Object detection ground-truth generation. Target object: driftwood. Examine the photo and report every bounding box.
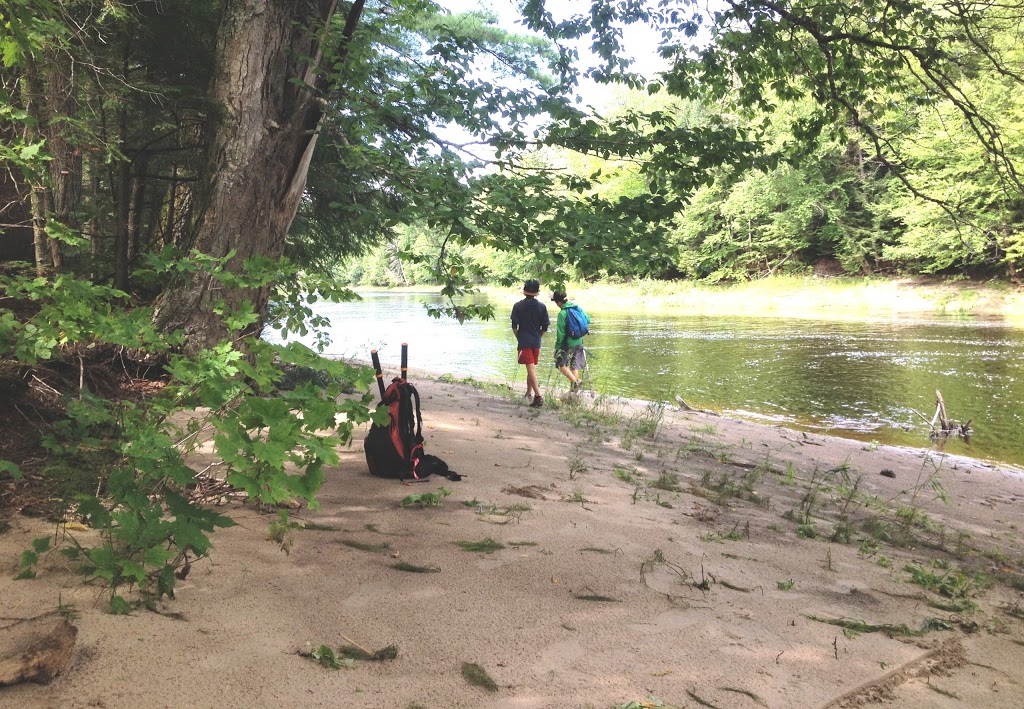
[0,613,77,686]
[929,389,971,439]
[674,395,718,416]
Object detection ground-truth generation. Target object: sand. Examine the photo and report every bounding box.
[2,375,1024,708]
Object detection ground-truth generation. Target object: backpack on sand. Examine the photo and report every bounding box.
[363,347,462,482]
[565,305,590,339]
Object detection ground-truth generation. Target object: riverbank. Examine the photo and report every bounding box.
[469,275,1024,321]
[342,282,1024,469]
[3,376,1024,707]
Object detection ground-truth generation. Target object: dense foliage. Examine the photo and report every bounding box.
[345,1,1024,285]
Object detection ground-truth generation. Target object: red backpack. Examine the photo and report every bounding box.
[363,347,461,481]
[364,376,424,478]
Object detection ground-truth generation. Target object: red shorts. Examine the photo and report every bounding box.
[517,348,541,365]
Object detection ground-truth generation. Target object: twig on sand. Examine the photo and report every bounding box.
[339,633,374,657]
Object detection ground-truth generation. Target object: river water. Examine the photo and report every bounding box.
[268,291,1024,469]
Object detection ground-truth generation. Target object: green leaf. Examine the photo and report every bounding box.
[19,141,44,160]
[0,460,23,481]
[87,545,118,582]
[109,595,133,615]
[144,545,176,567]
[19,549,38,569]
[121,559,147,583]
[157,564,176,601]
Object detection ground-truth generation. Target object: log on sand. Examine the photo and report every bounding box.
[0,612,77,686]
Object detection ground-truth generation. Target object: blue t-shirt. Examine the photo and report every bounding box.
[511,297,549,349]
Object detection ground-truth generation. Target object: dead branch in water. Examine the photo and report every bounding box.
[929,390,971,440]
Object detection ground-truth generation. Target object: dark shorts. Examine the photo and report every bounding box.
[518,348,541,365]
[555,345,586,370]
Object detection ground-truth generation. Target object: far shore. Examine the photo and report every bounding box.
[354,275,1024,321]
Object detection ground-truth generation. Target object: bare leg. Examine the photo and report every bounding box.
[525,363,540,398]
[558,365,579,384]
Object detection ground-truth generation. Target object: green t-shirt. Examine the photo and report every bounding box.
[556,301,585,350]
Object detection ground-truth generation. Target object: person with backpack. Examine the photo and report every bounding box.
[511,279,550,407]
[551,290,589,392]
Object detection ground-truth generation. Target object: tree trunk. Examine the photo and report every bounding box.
[127,154,149,265]
[154,0,355,350]
[20,55,53,274]
[163,164,179,249]
[114,156,131,291]
[45,46,82,255]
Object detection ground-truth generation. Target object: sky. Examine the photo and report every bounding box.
[435,0,671,109]
[426,0,680,163]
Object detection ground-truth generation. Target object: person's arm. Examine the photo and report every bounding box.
[555,309,566,351]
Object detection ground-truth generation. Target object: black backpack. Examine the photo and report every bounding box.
[364,377,423,479]
[363,348,461,481]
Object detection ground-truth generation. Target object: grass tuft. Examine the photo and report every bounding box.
[455,538,505,554]
[339,644,399,661]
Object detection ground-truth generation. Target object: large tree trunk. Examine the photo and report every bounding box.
[154,0,356,350]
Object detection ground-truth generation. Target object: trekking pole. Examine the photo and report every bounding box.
[401,342,408,381]
[370,349,387,401]
[580,346,594,396]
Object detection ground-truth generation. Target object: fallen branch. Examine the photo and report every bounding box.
[929,390,971,439]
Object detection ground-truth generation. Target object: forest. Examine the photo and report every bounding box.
[1,0,1023,607]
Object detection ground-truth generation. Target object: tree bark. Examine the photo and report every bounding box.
[114,156,131,291]
[20,55,53,274]
[154,0,356,350]
[45,47,82,239]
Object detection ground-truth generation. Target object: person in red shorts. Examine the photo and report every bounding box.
[510,278,550,407]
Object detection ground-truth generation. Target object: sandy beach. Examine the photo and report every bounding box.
[3,373,1024,708]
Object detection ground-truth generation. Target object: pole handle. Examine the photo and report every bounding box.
[370,349,386,400]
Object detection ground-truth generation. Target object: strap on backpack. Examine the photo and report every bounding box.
[410,382,422,443]
[395,381,424,466]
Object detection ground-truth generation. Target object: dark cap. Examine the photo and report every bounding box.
[522,279,540,296]
[551,291,567,303]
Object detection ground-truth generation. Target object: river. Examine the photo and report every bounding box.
[267,291,1024,469]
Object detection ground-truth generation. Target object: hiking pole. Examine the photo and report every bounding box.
[579,346,594,396]
[370,349,387,401]
[401,342,408,381]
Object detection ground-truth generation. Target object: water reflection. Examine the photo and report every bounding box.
[266,291,1024,468]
